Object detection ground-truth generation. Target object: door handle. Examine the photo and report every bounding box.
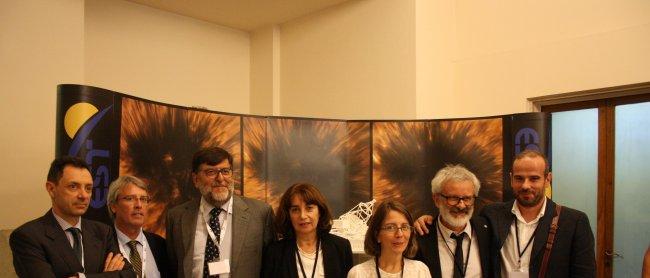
[605,251,623,259]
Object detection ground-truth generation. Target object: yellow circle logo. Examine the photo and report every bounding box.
[64,103,99,138]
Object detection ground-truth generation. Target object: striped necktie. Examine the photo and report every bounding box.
[128,240,143,277]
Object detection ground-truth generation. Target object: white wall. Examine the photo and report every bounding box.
[85,0,250,112]
[0,0,85,229]
[278,0,416,120]
[0,0,251,229]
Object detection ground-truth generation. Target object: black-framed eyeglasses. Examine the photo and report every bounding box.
[438,194,476,206]
[201,168,233,178]
[379,224,413,233]
[118,195,151,204]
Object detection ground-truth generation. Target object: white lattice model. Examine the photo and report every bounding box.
[330,199,376,253]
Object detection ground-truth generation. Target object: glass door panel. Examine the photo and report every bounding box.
[613,101,650,277]
[550,109,599,236]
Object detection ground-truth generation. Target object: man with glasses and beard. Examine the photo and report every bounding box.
[414,164,492,278]
[166,147,275,278]
[480,150,595,278]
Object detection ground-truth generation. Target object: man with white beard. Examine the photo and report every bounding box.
[414,164,493,278]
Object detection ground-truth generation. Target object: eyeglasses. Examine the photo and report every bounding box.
[438,194,476,206]
[380,224,413,233]
[118,195,151,204]
[201,168,233,178]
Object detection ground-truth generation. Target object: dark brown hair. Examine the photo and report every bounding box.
[514,149,550,176]
[275,183,333,239]
[47,156,91,183]
[191,147,233,173]
[364,200,418,258]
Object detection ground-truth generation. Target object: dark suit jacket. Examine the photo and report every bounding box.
[262,233,353,278]
[10,210,135,278]
[166,195,275,278]
[111,228,171,278]
[481,198,596,278]
[415,216,493,278]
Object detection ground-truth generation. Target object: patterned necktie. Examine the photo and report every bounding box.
[450,232,466,278]
[67,228,83,265]
[203,207,222,278]
[128,240,143,277]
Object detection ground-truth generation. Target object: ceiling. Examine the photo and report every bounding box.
[126,0,353,31]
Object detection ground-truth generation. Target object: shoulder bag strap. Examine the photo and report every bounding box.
[538,204,562,278]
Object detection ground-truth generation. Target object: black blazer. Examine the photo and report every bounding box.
[112,227,172,278]
[481,198,596,278]
[262,233,353,278]
[415,216,493,278]
[10,210,135,278]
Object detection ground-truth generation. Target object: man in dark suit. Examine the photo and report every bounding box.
[414,164,492,278]
[166,147,275,278]
[10,156,134,278]
[480,150,595,277]
[107,175,170,278]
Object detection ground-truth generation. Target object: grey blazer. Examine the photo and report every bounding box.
[166,195,275,278]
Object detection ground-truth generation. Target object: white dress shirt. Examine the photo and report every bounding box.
[500,198,547,277]
[192,196,233,278]
[437,216,483,278]
[115,226,161,278]
[347,258,431,278]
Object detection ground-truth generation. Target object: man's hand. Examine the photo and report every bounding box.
[414,215,434,235]
[103,252,125,272]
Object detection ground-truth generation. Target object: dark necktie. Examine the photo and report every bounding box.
[203,208,222,278]
[67,227,83,265]
[450,232,466,278]
[128,240,143,277]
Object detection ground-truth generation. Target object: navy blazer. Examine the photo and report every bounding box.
[481,198,596,278]
[415,216,493,278]
[262,233,353,278]
[10,210,135,278]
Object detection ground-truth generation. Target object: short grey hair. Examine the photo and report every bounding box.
[430,164,481,196]
[107,175,148,220]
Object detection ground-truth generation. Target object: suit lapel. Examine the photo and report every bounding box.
[81,219,103,273]
[430,221,443,278]
[497,201,515,248]
[230,196,250,272]
[530,199,555,262]
[43,211,84,274]
[470,217,491,277]
[181,199,200,278]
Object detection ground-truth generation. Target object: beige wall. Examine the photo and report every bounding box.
[2,0,650,230]
[416,0,650,118]
[0,0,85,229]
[85,0,250,112]
[0,0,250,229]
[278,0,416,120]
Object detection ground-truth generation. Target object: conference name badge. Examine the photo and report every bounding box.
[208,259,230,275]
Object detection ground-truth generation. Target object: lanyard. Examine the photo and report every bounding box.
[513,219,539,269]
[437,221,471,277]
[374,256,403,278]
[296,240,320,278]
[200,204,229,252]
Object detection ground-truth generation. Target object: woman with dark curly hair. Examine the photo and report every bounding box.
[263,183,353,278]
[347,200,430,278]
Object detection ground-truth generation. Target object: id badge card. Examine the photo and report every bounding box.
[507,270,528,278]
[208,259,230,275]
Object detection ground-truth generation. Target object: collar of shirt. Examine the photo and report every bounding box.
[114,225,145,247]
[437,215,473,241]
[511,197,547,225]
[200,195,234,220]
[52,209,82,231]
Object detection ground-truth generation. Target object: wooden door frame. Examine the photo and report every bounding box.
[539,82,650,278]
